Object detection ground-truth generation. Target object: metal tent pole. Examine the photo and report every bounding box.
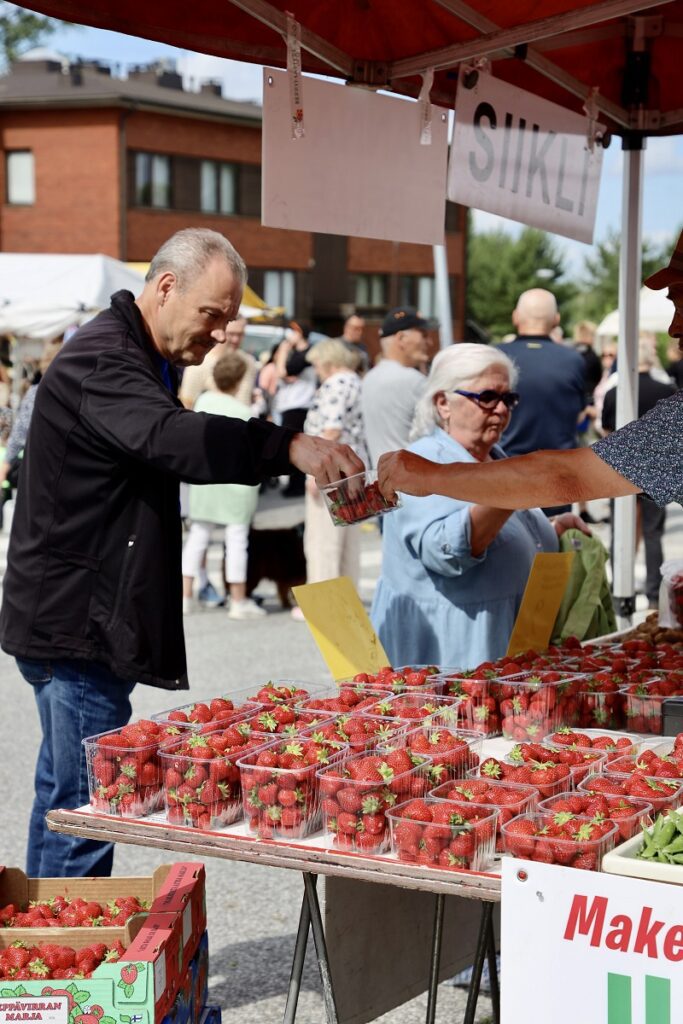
[612,135,645,630]
[432,245,454,348]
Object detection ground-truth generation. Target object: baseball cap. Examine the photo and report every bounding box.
[380,306,430,338]
[643,229,683,290]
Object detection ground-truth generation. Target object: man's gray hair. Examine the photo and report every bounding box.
[146,228,247,290]
[410,343,519,441]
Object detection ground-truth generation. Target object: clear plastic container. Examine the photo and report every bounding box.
[152,696,261,735]
[606,752,683,781]
[578,771,683,816]
[295,688,401,717]
[386,724,483,782]
[543,729,640,762]
[159,727,265,829]
[237,735,346,839]
[301,715,408,753]
[574,680,626,731]
[537,790,653,842]
[84,721,169,817]
[386,798,498,870]
[490,672,586,739]
[364,691,464,729]
[243,680,324,707]
[501,811,618,869]
[433,674,499,737]
[338,666,446,695]
[238,704,337,737]
[316,749,431,853]
[430,777,538,852]
[320,469,400,526]
[619,677,683,735]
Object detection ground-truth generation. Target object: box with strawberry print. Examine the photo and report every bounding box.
[619,676,683,734]
[429,777,539,852]
[83,720,189,818]
[159,726,267,830]
[491,671,587,740]
[432,675,499,737]
[237,735,347,840]
[501,811,618,870]
[386,798,498,871]
[338,665,447,696]
[320,470,400,526]
[377,724,483,783]
[578,770,683,816]
[536,791,654,842]
[543,728,640,762]
[316,748,431,853]
[152,694,262,735]
[0,932,129,980]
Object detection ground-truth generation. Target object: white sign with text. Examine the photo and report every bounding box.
[0,996,69,1024]
[501,857,682,1023]
[262,68,449,245]
[448,75,603,244]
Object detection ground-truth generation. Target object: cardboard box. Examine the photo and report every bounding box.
[159,934,209,1024]
[0,865,174,915]
[122,914,183,1021]
[149,864,206,964]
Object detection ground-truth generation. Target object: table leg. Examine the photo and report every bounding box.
[462,901,492,1024]
[303,872,339,1024]
[282,885,312,1024]
[425,892,445,1024]
[485,906,500,1024]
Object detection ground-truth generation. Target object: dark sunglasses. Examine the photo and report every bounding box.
[450,388,520,411]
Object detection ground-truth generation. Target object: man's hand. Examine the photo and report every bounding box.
[288,433,364,486]
[377,450,437,502]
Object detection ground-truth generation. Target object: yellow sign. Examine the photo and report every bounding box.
[506,551,575,657]
[292,577,389,681]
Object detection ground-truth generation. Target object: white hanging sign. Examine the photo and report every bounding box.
[262,68,448,245]
[501,857,683,1023]
[448,74,604,244]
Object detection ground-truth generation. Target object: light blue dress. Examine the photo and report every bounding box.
[371,428,559,670]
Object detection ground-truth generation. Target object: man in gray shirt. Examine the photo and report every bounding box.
[361,306,429,467]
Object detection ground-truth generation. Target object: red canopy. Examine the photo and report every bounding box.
[16,0,683,134]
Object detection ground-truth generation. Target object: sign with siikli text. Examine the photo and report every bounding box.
[448,74,604,244]
[501,858,680,1023]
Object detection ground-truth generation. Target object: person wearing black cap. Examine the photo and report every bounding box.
[377,230,683,518]
[360,306,430,467]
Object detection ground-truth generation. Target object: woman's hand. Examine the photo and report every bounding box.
[552,512,592,538]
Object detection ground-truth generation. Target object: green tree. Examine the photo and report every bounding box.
[467,226,577,340]
[0,2,65,68]
[570,227,673,325]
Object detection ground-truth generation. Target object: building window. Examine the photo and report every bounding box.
[399,275,437,317]
[200,160,236,214]
[133,152,171,208]
[6,150,35,205]
[263,271,295,317]
[354,274,386,308]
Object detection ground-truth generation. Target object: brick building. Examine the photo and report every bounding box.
[0,57,467,345]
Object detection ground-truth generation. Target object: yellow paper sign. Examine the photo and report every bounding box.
[506,551,575,657]
[292,576,389,681]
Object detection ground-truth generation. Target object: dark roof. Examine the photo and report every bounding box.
[0,61,262,125]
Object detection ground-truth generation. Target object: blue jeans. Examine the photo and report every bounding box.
[17,658,135,878]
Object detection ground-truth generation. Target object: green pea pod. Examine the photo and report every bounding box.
[656,819,678,849]
[669,853,683,864]
[662,835,683,855]
[639,830,658,859]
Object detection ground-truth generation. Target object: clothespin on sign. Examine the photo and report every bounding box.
[582,86,611,152]
[418,68,434,145]
[286,12,305,139]
[459,56,491,91]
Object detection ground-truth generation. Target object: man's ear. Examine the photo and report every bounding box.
[157,271,176,306]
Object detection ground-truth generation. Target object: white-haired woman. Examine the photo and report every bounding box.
[371,344,586,668]
[293,340,368,614]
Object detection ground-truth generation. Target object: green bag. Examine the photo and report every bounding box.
[551,528,617,644]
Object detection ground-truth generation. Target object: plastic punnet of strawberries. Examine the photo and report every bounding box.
[430,778,538,852]
[0,894,147,929]
[84,719,182,817]
[502,811,618,870]
[300,717,406,753]
[240,704,336,737]
[159,725,266,830]
[152,696,261,734]
[238,736,346,839]
[545,728,637,761]
[341,666,445,695]
[578,771,683,816]
[0,939,126,979]
[386,798,498,871]
[322,475,398,526]
[380,726,482,784]
[245,681,315,707]
[537,791,654,842]
[317,749,431,853]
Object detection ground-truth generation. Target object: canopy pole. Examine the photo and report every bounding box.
[432,245,454,348]
[612,135,645,629]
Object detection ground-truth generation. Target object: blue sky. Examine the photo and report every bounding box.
[35,21,683,278]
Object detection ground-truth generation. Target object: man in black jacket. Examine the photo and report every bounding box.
[0,228,363,877]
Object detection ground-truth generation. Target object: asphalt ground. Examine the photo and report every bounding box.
[1,494,681,1022]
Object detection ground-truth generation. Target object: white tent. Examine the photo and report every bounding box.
[0,253,146,340]
[597,286,675,337]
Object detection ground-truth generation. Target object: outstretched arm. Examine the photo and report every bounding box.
[377,447,640,510]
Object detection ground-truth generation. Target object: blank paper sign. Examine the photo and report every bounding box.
[262,68,448,245]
